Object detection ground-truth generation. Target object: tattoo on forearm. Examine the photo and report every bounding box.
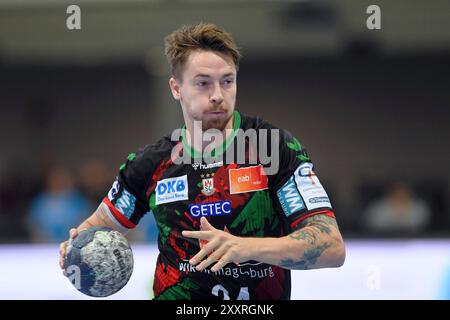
[288,215,337,244]
[283,215,339,269]
[299,214,337,231]
[280,243,332,269]
[289,228,317,245]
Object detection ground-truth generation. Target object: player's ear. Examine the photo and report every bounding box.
[169,77,181,100]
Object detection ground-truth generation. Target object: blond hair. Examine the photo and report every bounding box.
[164,23,242,80]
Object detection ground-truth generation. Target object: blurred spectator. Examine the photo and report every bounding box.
[363,182,431,234]
[28,166,91,243]
[77,159,113,207]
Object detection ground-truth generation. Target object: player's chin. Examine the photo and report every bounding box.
[202,112,231,131]
[202,118,227,131]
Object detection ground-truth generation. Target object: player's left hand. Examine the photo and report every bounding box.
[182,217,253,272]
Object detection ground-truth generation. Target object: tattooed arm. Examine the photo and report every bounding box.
[240,214,346,270]
[278,214,345,270]
[224,214,346,270]
[183,214,345,272]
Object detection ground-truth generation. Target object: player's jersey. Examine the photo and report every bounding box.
[103,111,335,300]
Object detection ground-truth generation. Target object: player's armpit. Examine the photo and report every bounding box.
[88,203,131,235]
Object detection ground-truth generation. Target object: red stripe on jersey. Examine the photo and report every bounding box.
[290,210,335,229]
[102,197,136,229]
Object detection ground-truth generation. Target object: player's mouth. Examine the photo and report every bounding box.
[205,110,226,117]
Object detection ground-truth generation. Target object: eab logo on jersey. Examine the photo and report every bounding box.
[156,175,188,205]
[277,176,305,217]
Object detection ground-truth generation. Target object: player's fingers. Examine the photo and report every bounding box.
[190,238,221,265]
[69,228,78,239]
[59,256,65,270]
[195,244,228,271]
[211,251,234,272]
[59,241,67,256]
[59,241,68,270]
[182,230,213,240]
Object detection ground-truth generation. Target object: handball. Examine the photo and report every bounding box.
[64,226,134,297]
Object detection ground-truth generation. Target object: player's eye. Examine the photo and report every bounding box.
[223,78,234,85]
[196,81,208,87]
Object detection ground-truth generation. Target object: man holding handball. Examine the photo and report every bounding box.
[59,23,345,300]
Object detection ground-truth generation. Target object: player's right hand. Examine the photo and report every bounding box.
[59,228,78,273]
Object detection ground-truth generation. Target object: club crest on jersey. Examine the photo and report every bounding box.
[201,173,215,196]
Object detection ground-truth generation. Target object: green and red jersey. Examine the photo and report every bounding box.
[103,110,335,300]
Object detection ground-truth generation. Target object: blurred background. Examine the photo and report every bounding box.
[0,0,449,299]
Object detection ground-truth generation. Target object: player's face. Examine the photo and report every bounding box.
[169,50,237,132]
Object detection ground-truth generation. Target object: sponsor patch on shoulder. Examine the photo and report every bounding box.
[294,163,332,210]
[277,176,306,217]
[106,179,136,219]
[107,179,120,201]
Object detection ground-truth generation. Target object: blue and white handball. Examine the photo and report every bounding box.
[64,226,134,297]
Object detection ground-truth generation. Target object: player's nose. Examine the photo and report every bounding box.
[210,84,224,104]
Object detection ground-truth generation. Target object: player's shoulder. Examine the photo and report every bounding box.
[139,134,177,159]
[238,111,310,162]
[238,111,296,140]
[121,134,177,171]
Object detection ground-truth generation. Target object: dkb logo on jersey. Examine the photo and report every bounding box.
[156,175,188,205]
[189,201,232,218]
[277,176,305,217]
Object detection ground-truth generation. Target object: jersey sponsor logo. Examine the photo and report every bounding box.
[294,163,332,210]
[178,260,275,281]
[115,189,136,219]
[309,196,331,204]
[156,175,188,205]
[277,176,305,217]
[201,173,215,196]
[228,165,268,194]
[107,179,136,219]
[189,200,232,218]
[192,161,223,171]
[107,179,120,201]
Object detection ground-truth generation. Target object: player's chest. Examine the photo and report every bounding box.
[153,161,270,218]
